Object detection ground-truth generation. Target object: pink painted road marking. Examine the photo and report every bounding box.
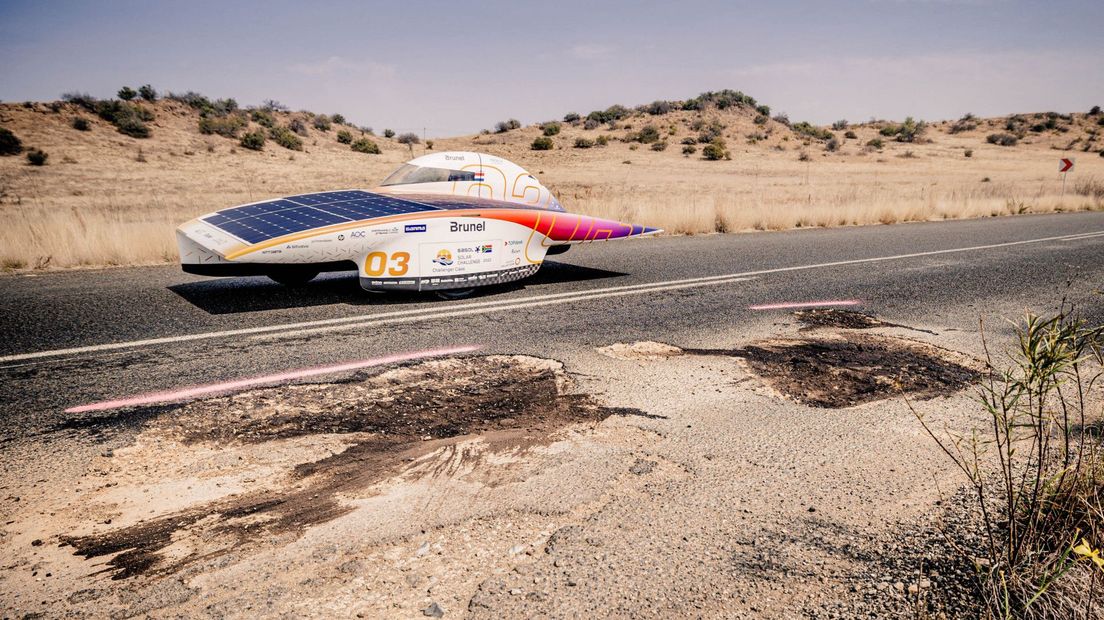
[748,300,861,311]
[65,345,481,414]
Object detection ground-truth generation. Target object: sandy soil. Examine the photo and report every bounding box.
[0,313,999,618]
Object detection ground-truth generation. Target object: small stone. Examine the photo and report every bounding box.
[423,602,444,617]
[908,584,919,594]
[893,581,904,591]
[415,542,431,557]
[629,459,657,475]
[101,449,113,458]
[508,544,526,556]
[509,588,523,596]
[30,539,43,547]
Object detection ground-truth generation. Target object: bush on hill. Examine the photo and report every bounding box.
[949,113,978,134]
[396,132,420,145]
[138,84,157,101]
[586,105,630,124]
[269,126,303,151]
[331,113,346,125]
[792,121,834,141]
[239,130,265,150]
[26,149,48,165]
[531,136,554,150]
[542,121,561,136]
[336,129,353,144]
[251,109,276,128]
[0,128,24,155]
[198,113,247,138]
[117,86,137,101]
[987,133,1018,147]
[351,137,381,154]
[71,117,91,131]
[312,115,331,132]
[563,112,580,123]
[574,137,594,148]
[702,138,729,160]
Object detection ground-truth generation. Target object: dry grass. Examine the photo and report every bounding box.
[1,100,1102,270]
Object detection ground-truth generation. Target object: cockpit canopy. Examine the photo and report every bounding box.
[374,151,563,212]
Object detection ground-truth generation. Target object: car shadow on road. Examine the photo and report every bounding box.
[168,261,628,315]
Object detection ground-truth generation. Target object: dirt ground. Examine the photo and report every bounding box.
[0,312,1006,618]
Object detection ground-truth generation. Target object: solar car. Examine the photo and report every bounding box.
[177,151,660,297]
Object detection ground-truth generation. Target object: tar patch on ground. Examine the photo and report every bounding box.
[688,333,979,408]
[62,355,641,580]
[794,309,887,330]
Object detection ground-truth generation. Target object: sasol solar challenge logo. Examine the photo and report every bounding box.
[432,249,454,266]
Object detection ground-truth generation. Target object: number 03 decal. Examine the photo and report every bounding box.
[364,251,410,276]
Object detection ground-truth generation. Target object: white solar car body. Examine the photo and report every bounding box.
[177,152,659,293]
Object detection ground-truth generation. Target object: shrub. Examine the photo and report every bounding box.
[494,119,521,133]
[798,151,811,162]
[0,128,24,155]
[682,89,757,111]
[542,121,561,136]
[987,133,1018,146]
[94,100,154,138]
[844,130,857,139]
[965,149,973,158]
[574,137,594,148]
[312,115,331,132]
[831,119,848,130]
[1099,117,1104,127]
[702,138,729,161]
[113,113,150,138]
[640,100,674,115]
[1088,105,1101,116]
[198,113,247,137]
[755,104,771,116]
[383,128,395,138]
[634,124,661,144]
[583,118,600,130]
[792,121,834,141]
[351,137,380,154]
[289,118,308,136]
[866,138,884,149]
[563,112,580,123]
[682,144,697,155]
[168,91,213,110]
[396,132,420,145]
[117,86,137,101]
[878,117,926,142]
[239,130,265,150]
[585,105,630,124]
[261,99,287,112]
[825,137,839,152]
[680,136,697,145]
[650,140,667,151]
[331,113,345,125]
[138,84,157,101]
[595,135,610,146]
[753,114,768,125]
[772,113,791,127]
[26,149,48,165]
[336,129,353,144]
[269,126,303,151]
[251,109,276,128]
[531,136,554,150]
[61,91,97,110]
[949,113,978,134]
[913,310,1104,619]
[71,117,90,131]
[696,120,726,144]
[425,140,434,150]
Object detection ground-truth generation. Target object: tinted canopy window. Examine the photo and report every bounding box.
[380,164,478,186]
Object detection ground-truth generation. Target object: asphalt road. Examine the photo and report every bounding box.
[2,212,1103,438]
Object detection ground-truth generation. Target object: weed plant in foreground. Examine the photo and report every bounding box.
[914,309,1104,618]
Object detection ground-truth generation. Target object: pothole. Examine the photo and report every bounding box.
[689,333,979,408]
[597,341,685,361]
[794,308,887,330]
[61,355,642,580]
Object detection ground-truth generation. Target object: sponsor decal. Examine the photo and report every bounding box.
[444,154,466,161]
[286,244,308,249]
[432,249,454,266]
[337,234,345,241]
[478,244,493,253]
[350,230,366,239]
[405,224,427,233]
[473,171,485,182]
[261,249,283,255]
[373,226,399,236]
[450,221,485,233]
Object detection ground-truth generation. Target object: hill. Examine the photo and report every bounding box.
[0,89,1102,270]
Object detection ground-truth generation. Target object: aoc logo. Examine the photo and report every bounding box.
[404,224,427,233]
[450,221,485,233]
[432,249,454,266]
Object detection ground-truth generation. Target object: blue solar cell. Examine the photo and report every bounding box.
[201,190,441,244]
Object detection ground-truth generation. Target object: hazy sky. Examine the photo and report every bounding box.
[2,0,1101,136]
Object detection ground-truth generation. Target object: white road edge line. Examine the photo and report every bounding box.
[2,229,1102,364]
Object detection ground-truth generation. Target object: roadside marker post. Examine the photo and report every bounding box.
[1059,158,1074,195]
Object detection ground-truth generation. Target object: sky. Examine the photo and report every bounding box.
[2,0,1102,137]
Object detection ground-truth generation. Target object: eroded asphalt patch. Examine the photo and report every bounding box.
[55,355,642,580]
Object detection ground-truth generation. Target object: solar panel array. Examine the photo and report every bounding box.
[201,190,440,244]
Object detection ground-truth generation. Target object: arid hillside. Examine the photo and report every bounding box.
[1,89,1102,270]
